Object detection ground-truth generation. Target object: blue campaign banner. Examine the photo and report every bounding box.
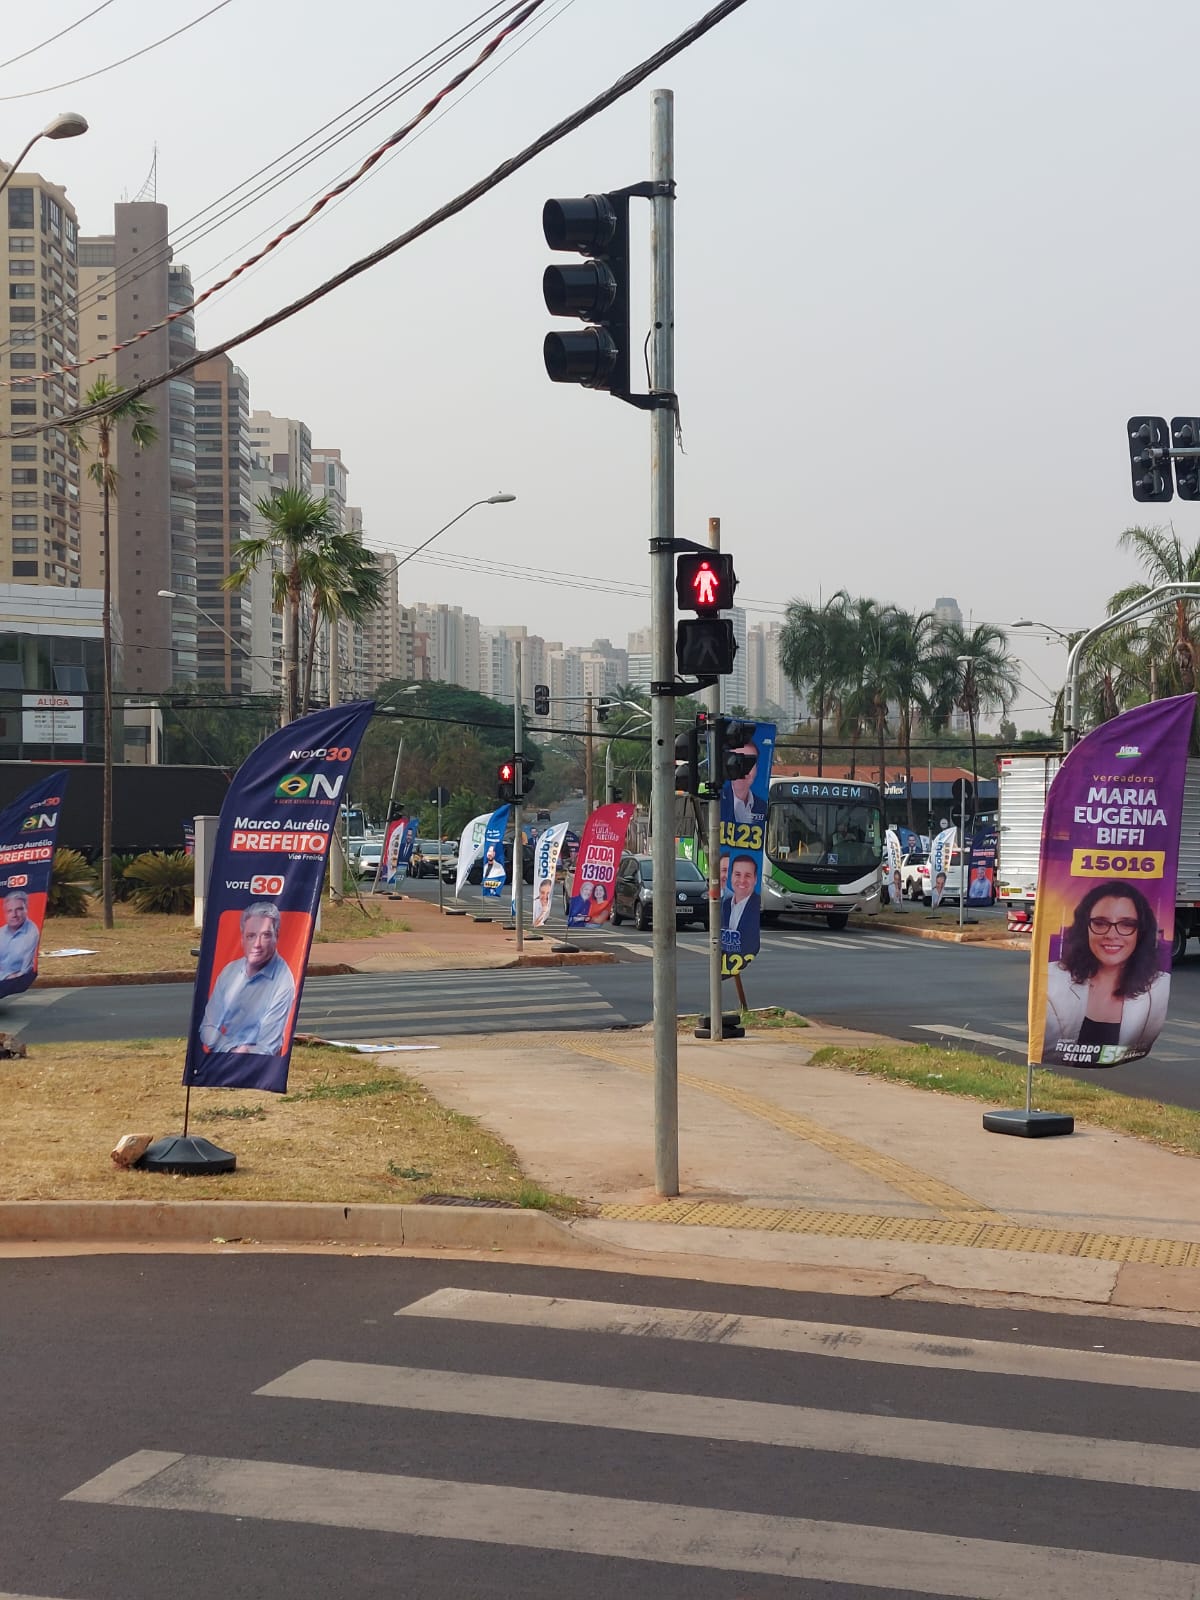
[184,700,375,1094]
[395,815,419,872]
[719,722,775,976]
[480,804,510,899]
[0,770,68,1002]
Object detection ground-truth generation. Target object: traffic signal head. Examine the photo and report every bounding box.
[533,683,550,716]
[719,718,759,781]
[595,697,612,724]
[1127,416,1173,502]
[674,726,701,795]
[676,618,737,678]
[676,551,737,614]
[542,192,631,399]
[1173,418,1200,500]
[497,760,515,803]
[518,755,535,799]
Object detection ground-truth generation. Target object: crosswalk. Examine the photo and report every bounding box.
[294,968,630,1040]
[577,926,950,961]
[54,1285,1200,1597]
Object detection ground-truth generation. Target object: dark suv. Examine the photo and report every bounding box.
[611,853,708,931]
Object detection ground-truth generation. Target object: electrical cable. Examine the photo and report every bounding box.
[0,0,234,100]
[4,0,751,438]
[0,1,518,359]
[5,0,548,388]
[0,0,120,71]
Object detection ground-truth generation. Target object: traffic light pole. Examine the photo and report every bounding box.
[584,692,594,814]
[705,517,724,1044]
[513,641,524,954]
[649,87,678,1197]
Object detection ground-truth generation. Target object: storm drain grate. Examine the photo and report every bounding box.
[419,1194,520,1209]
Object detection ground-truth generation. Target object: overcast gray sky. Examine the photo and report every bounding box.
[4,0,1194,727]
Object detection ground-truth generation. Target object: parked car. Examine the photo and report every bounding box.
[354,837,384,879]
[408,838,458,879]
[610,853,708,931]
[918,849,965,905]
[536,808,552,822]
[899,851,929,901]
[466,841,535,886]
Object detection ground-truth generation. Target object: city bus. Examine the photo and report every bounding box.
[761,776,883,928]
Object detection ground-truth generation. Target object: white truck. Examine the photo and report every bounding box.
[995,751,1200,963]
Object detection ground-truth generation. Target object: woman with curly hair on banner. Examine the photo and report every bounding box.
[1044,880,1169,1066]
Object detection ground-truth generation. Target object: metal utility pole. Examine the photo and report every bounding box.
[705,516,723,1042]
[513,641,525,954]
[584,692,594,813]
[649,88,678,1196]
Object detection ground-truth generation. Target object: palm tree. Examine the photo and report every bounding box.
[1108,526,1200,739]
[779,592,851,775]
[70,376,157,930]
[298,531,384,711]
[223,488,338,724]
[836,598,894,793]
[888,608,939,829]
[935,622,1020,796]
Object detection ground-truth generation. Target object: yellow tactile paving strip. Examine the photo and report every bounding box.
[595,1201,1200,1268]
[552,1036,1004,1226]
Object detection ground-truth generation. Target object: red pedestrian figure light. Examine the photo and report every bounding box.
[691,561,718,607]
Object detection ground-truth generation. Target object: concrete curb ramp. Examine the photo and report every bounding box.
[0,1199,594,1252]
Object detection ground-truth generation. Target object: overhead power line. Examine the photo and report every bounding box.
[0,0,234,100]
[0,0,120,71]
[0,1,520,361]
[4,0,549,389]
[6,0,751,438]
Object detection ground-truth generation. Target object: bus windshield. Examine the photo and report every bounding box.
[765,797,882,868]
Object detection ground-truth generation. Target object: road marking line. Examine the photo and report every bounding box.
[913,1023,1027,1053]
[62,1449,1200,1598]
[258,1358,1200,1491]
[560,1038,1003,1222]
[396,1289,1200,1388]
[298,1000,615,1026]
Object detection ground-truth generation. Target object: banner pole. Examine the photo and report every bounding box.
[373,737,404,896]
[705,516,723,1043]
[1025,1063,1033,1116]
[513,642,525,953]
[182,1080,191,1139]
[437,789,445,913]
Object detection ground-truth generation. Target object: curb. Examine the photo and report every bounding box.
[867,922,1029,951]
[514,951,616,968]
[0,1199,596,1253]
[37,962,357,989]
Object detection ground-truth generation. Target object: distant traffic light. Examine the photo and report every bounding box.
[533,683,550,716]
[542,192,633,401]
[497,760,515,803]
[595,697,612,724]
[674,726,701,795]
[1127,416,1173,503]
[608,785,623,804]
[1173,418,1200,500]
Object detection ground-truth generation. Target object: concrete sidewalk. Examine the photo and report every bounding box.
[381,1022,1200,1316]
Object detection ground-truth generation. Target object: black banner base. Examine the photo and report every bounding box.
[982,1110,1075,1138]
[137,1135,237,1174]
[695,1012,745,1040]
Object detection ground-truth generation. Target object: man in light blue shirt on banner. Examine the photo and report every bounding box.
[199,900,296,1056]
[0,890,39,980]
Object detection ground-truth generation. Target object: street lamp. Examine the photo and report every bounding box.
[1010,618,1073,643]
[157,589,265,675]
[376,493,516,582]
[0,112,89,198]
[1061,582,1200,751]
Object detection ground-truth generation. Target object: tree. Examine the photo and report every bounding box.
[1110,524,1200,701]
[70,376,157,930]
[934,622,1020,795]
[887,608,939,829]
[297,530,384,712]
[779,592,852,776]
[223,487,338,725]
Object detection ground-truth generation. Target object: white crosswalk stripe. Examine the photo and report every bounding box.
[56,1288,1200,1597]
[293,970,628,1038]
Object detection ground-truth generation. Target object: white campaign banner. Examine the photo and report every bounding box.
[929,825,957,909]
[884,828,904,911]
[455,812,491,898]
[532,822,568,928]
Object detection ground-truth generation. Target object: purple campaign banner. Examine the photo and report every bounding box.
[0,770,68,1002]
[1028,695,1192,1069]
[184,700,375,1094]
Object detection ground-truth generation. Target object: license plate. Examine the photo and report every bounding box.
[814,901,834,910]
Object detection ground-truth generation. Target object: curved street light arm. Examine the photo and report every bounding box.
[1063,581,1200,751]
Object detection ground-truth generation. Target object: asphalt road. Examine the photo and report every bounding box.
[6,1253,1200,1599]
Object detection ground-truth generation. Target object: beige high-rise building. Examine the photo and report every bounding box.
[0,169,82,591]
[192,354,253,691]
[77,203,199,689]
[249,410,311,491]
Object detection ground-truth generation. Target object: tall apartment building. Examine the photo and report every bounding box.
[754,619,805,728]
[0,171,83,591]
[719,606,748,713]
[77,203,198,690]
[193,355,253,691]
[934,596,963,630]
[414,602,480,690]
[625,626,652,693]
[249,409,311,491]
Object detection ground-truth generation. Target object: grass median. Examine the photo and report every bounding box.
[812,1043,1200,1158]
[37,898,402,979]
[0,1037,580,1211]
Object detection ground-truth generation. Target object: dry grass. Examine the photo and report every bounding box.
[37,898,399,977]
[812,1043,1200,1158]
[0,1038,580,1208]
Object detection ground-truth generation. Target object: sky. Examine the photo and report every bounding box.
[3,0,1197,729]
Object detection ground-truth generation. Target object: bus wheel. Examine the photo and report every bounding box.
[1173,921,1189,966]
[826,913,849,931]
[761,911,780,927]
